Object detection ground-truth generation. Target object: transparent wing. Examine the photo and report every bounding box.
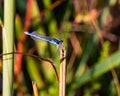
[25,31,52,42]
[25,31,63,46]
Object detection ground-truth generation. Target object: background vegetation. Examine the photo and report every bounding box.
[0,0,120,96]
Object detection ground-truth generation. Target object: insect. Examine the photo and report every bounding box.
[24,31,63,48]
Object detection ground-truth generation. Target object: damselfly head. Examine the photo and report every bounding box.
[58,40,63,45]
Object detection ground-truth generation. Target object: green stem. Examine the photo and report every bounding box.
[2,0,15,95]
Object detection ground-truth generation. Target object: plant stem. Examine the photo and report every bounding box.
[59,44,66,96]
[32,81,39,96]
[2,0,15,95]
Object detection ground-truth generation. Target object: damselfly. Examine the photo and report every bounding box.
[24,31,63,48]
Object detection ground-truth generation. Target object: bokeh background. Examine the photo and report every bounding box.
[0,0,120,96]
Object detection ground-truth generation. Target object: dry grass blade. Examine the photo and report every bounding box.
[0,52,59,82]
[59,44,66,96]
[32,81,38,96]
